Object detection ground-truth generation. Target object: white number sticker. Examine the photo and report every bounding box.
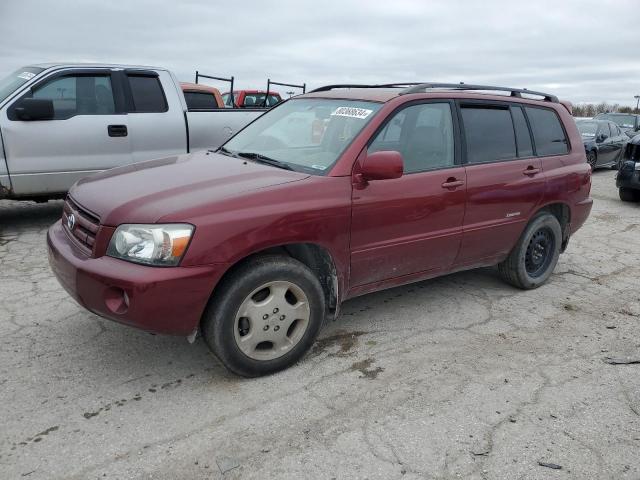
[17,72,36,80]
[331,106,373,119]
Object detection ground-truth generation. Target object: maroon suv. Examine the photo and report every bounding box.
[48,83,592,376]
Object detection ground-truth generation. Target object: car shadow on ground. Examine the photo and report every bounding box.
[0,200,63,232]
[55,265,505,386]
[0,199,507,383]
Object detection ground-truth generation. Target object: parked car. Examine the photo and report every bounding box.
[594,113,640,139]
[576,118,628,170]
[616,135,640,201]
[0,63,267,201]
[47,82,592,377]
[222,90,282,108]
[180,82,224,109]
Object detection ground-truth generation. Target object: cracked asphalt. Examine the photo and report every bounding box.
[1,170,639,480]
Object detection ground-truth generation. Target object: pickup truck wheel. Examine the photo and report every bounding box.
[201,256,325,377]
[497,213,562,289]
[619,187,640,202]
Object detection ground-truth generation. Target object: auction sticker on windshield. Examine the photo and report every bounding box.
[331,106,373,119]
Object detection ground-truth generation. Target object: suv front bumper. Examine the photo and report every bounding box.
[47,220,227,335]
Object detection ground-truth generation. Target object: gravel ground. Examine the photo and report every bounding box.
[1,169,639,480]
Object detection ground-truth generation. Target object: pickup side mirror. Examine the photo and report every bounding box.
[596,133,608,143]
[14,98,54,121]
[361,150,403,181]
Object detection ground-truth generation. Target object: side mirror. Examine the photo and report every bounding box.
[361,150,403,181]
[14,98,54,121]
[596,133,608,143]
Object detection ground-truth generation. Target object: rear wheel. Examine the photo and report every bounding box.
[619,187,640,202]
[498,213,562,289]
[201,255,325,377]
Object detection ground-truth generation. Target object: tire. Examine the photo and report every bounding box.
[586,151,597,171]
[201,255,326,377]
[497,213,562,290]
[619,187,640,202]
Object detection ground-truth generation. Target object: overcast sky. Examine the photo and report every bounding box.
[1,0,638,106]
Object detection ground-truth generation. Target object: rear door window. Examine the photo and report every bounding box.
[461,106,517,164]
[524,107,568,156]
[127,75,167,113]
[184,91,219,110]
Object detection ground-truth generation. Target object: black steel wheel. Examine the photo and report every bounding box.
[498,213,562,289]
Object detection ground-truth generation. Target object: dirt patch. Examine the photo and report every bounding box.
[311,330,367,357]
[350,358,384,380]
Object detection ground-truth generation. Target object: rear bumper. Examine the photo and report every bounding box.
[47,220,227,335]
[570,197,593,235]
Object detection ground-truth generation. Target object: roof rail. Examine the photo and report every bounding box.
[400,83,559,103]
[309,83,425,93]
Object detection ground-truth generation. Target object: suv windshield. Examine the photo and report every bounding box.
[0,67,44,104]
[596,114,636,129]
[223,98,382,174]
[577,120,598,137]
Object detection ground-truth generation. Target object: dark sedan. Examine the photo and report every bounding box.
[594,113,640,139]
[576,119,628,170]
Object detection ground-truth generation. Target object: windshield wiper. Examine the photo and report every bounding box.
[216,146,237,157]
[236,152,293,171]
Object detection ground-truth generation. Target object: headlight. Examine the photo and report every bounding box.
[107,224,194,266]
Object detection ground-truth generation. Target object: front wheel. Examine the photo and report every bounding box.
[586,151,597,171]
[201,255,326,377]
[498,213,562,289]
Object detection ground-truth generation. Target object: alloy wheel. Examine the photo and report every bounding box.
[233,281,311,361]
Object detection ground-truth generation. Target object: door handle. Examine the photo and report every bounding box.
[523,166,541,176]
[108,125,128,137]
[441,178,464,189]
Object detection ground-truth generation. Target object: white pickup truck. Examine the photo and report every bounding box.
[0,63,267,201]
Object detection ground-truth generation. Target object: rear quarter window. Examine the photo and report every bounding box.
[525,107,568,156]
[127,75,168,113]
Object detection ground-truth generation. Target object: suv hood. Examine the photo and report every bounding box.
[70,151,309,226]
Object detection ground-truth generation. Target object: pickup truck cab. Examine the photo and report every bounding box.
[222,90,282,108]
[0,64,267,201]
[48,83,592,377]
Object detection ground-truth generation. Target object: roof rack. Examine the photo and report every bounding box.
[309,83,425,93]
[263,79,306,106]
[400,83,558,103]
[195,71,236,106]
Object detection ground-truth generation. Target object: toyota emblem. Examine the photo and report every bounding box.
[67,213,76,230]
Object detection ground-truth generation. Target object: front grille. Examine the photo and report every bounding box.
[62,197,100,254]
